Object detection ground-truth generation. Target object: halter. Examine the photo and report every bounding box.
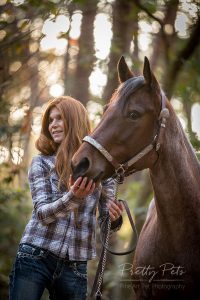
[83,86,169,184]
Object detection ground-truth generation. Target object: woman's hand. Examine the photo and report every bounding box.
[69,175,96,199]
[107,199,124,222]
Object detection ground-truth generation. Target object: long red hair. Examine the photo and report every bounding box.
[36,96,91,189]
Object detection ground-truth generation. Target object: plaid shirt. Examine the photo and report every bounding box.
[20,154,121,261]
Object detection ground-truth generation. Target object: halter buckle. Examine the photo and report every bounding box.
[115,164,126,175]
[115,164,126,184]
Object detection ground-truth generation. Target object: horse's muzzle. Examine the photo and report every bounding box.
[71,157,90,180]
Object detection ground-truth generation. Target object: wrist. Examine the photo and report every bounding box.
[69,187,75,196]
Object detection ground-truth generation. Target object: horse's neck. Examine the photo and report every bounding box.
[150,107,200,233]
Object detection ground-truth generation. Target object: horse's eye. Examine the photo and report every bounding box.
[129,111,141,120]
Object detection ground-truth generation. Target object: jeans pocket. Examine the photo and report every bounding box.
[17,244,47,260]
[71,262,87,279]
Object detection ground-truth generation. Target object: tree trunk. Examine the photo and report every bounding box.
[71,0,98,106]
[103,0,139,103]
[151,0,179,72]
[63,4,74,96]
[132,13,139,75]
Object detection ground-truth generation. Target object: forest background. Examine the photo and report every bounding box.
[0,0,199,299]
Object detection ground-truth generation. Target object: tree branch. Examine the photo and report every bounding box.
[164,16,200,98]
[132,0,164,27]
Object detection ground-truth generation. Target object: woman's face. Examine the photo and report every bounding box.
[48,107,65,144]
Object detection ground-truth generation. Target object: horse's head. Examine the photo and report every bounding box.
[72,56,168,182]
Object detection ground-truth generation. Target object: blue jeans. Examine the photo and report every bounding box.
[9,244,87,300]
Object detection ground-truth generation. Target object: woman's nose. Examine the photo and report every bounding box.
[51,119,58,127]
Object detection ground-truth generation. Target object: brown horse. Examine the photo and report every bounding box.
[72,57,200,299]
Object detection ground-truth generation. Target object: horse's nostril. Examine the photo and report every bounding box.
[72,157,90,180]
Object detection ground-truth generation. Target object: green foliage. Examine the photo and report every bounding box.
[190,133,200,151]
[143,0,157,14]
[0,183,31,275]
[175,45,200,150]
[14,0,64,16]
[176,45,200,104]
[196,152,200,161]
[118,179,142,211]
[0,180,31,299]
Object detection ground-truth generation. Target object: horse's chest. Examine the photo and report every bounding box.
[132,220,200,299]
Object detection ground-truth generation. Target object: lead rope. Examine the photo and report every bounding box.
[94,219,111,299]
[91,182,119,299]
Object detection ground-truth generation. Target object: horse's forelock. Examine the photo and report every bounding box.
[110,76,145,105]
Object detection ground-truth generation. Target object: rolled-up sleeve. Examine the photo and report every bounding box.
[28,156,81,225]
[98,178,123,232]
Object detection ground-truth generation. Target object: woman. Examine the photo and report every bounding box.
[9,96,123,300]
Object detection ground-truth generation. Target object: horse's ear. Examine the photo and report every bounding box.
[117,56,134,83]
[143,57,159,90]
